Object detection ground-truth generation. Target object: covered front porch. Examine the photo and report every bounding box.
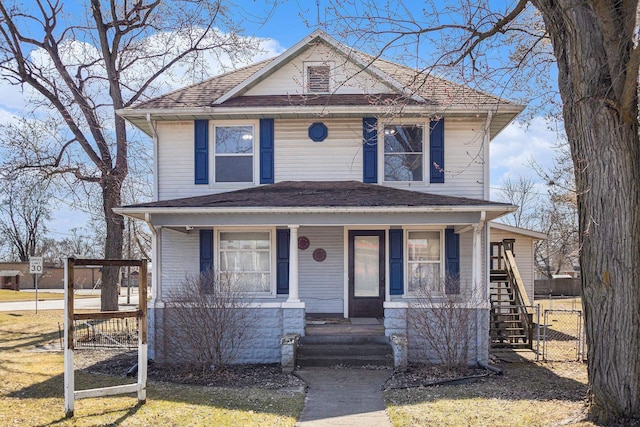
[117,181,516,365]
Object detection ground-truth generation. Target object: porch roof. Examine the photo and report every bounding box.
[116,181,516,221]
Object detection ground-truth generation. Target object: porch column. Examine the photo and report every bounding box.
[152,226,162,303]
[287,225,300,303]
[472,224,482,301]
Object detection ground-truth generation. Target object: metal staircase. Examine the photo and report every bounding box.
[490,239,534,348]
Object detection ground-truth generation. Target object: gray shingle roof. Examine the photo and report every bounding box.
[125,181,512,209]
[130,37,516,111]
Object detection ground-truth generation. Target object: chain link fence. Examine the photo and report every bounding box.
[539,308,586,362]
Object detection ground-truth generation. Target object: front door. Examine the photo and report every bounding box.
[348,230,385,318]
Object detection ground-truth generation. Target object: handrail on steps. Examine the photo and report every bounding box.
[493,239,534,346]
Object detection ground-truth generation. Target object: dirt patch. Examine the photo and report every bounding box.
[74,349,305,390]
[384,363,492,390]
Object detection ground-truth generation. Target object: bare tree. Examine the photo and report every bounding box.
[497,176,540,229]
[407,275,477,370]
[328,1,640,421]
[0,171,51,262]
[0,0,261,310]
[163,271,257,371]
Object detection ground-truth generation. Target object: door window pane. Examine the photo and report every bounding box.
[354,236,380,297]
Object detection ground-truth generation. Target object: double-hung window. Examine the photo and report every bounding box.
[407,230,442,293]
[214,125,254,183]
[218,231,271,293]
[384,124,424,181]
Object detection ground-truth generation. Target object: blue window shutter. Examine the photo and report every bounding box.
[260,119,275,184]
[430,118,445,183]
[362,117,378,183]
[276,229,290,294]
[194,120,209,184]
[445,228,460,294]
[199,229,214,273]
[389,229,404,295]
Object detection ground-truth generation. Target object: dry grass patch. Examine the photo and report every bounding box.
[385,355,592,426]
[0,311,304,426]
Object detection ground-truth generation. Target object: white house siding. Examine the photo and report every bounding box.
[160,228,199,298]
[244,43,390,96]
[489,227,536,302]
[274,119,363,182]
[298,226,344,313]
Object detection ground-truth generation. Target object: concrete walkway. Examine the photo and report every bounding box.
[296,367,392,427]
[0,289,139,312]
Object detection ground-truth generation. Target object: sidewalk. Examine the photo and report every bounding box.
[0,289,139,312]
[296,367,392,427]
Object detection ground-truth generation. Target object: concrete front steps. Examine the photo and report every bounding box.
[297,319,394,368]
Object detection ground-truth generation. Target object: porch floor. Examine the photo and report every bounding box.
[304,316,384,336]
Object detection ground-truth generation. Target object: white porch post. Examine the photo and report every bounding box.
[287,225,300,303]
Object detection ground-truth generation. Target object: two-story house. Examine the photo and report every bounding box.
[116,30,537,367]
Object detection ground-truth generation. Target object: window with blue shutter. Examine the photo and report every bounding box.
[194,120,209,184]
[389,229,404,295]
[430,118,445,183]
[276,229,290,294]
[445,228,460,294]
[260,119,274,184]
[363,117,378,183]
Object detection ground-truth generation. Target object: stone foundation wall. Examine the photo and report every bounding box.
[148,305,305,365]
[384,306,489,365]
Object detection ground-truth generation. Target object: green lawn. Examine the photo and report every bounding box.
[0,311,304,426]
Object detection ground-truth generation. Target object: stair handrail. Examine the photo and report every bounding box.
[502,247,532,308]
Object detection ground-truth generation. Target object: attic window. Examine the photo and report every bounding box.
[306,64,331,93]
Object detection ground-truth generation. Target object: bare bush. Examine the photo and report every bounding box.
[163,271,257,371]
[407,275,478,370]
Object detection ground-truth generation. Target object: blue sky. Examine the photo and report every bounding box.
[0,0,561,237]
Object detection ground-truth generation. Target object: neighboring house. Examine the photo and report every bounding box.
[116,30,529,365]
[0,262,102,290]
[488,223,546,301]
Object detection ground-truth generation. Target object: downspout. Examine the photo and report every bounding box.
[146,114,159,201]
[483,110,493,200]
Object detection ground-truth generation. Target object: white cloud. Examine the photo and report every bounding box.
[490,116,564,187]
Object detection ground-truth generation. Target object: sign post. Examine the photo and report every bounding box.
[29,257,43,313]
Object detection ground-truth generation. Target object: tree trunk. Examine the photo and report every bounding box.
[101,174,124,311]
[533,0,640,422]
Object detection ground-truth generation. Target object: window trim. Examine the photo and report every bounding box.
[304,61,334,94]
[211,121,259,186]
[380,121,428,184]
[215,227,277,297]
[403,227,445,296]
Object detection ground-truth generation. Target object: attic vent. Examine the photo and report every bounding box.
[307,65,330,93]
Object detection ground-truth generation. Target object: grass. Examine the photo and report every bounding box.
[0,310,304,426]
[385,357,593,426]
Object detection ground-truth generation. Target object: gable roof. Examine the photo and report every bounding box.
[118,30,524,138]
[489,222,547,240]
[116,181,516,221]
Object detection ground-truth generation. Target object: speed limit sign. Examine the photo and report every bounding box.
[29,257,43,274]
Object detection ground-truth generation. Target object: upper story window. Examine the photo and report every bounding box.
[407,230,442,294]
[305,62,332,93]
[214,125,254,183]
[218,230,272,294]
[384,124,424,182]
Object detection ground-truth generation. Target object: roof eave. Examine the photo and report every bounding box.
[115,204,517,222]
